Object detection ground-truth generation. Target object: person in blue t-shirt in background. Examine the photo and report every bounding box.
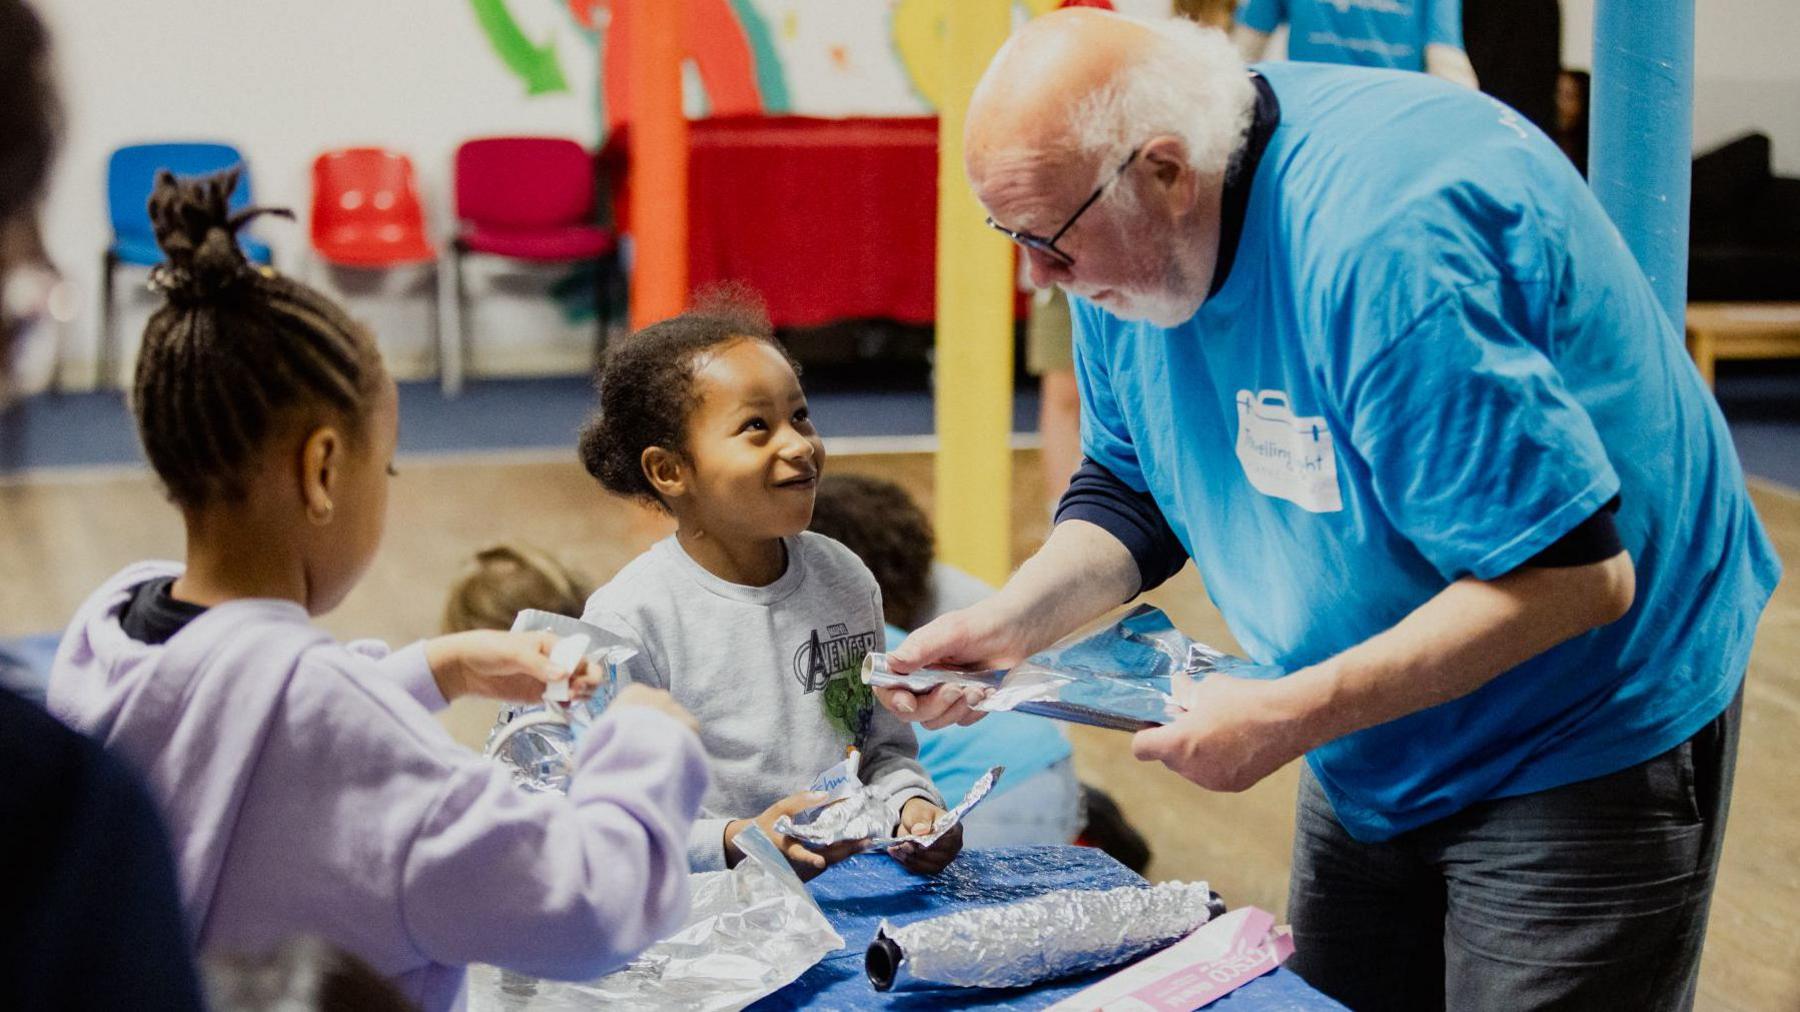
[878,10,1780,1011]
[1233,0,1478,87]
[808,474,1150,871]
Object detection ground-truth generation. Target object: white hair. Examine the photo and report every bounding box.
[1071,16,1257,188]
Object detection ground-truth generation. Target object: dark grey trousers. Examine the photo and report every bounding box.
[1287,689,1742,1011]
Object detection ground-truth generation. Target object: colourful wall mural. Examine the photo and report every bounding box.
[472,0,1172,125]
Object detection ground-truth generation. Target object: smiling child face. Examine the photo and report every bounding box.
[678,338,825,544]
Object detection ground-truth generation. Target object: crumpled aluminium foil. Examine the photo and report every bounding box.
[772,754,1004,851]
[483,610,637,795]
[866,880,1221,991]
[863,604,1284,731]
[467,827,844,1011]
[776,788,893,849]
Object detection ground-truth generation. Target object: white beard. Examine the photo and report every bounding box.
[1061,209,1213,328]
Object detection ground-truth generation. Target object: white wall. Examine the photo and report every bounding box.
[34,0,601,391]
[1563,0,1800,174]
[24,0,1196,393]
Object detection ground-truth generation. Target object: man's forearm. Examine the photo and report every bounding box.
[1277,553,1636,752]
[988,519,1141,658]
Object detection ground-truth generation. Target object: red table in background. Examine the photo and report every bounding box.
[607,116,953,328]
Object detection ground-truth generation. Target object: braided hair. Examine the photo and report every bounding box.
[135,169,383,509]
[578,287,796,509]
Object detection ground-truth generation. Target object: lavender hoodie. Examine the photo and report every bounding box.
[48,561,708,1011]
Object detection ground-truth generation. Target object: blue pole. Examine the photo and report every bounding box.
[1589,0,1694,328]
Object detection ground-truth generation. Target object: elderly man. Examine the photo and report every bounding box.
[880,9,1779,1010]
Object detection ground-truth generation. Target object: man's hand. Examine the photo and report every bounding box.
[876,518,1143,728]
[725,792,864,881]
[888,797,963,875]
[876,602,1026,730]
[1129,673,1311,793]
[423,630,606,703]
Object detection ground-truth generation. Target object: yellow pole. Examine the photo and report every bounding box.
[934,1,1015,587]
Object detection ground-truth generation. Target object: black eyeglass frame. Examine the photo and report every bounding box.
[984,146,1141,267]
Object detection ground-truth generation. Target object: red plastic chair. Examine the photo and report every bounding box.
[310,147,442,381]
[450,136,619,395]
[311,148,435,267]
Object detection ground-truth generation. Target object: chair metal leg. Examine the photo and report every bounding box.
[592,252,616,374]
[427,258,443,385]
[97,249,117,391]
[440,245,466,397]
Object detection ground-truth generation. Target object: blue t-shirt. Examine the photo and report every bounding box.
[1238,0,1463,72]
[1072,62,1781,842]
[886,625,1072,801]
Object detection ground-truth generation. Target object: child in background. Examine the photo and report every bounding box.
[444,544,593,635]
[48,171,707,1012]
[810,474,1152,871]
[577,294,959,880]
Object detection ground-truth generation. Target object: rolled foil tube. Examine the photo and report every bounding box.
[865,881,1225,992]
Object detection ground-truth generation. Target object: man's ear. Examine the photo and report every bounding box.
[1140,134,1199,217]
[641,445,688,502]
[300,425,343,525]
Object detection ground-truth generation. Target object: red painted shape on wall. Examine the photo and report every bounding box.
[586,0,764,134]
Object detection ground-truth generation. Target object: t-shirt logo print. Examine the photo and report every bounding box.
[1234,389,1344,513]
[793,624,877,694]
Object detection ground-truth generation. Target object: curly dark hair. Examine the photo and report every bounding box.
[807,473,935,630]
[135,169,384,509]
[578,288,796,509]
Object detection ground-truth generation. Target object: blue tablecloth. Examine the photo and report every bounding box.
[751,846,1343,1011]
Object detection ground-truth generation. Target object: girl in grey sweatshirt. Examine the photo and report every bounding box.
[577,295,958,878]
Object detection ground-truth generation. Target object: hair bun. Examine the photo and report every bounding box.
[146,168,290,304]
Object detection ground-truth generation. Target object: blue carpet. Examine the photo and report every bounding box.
[1,369,1793,490]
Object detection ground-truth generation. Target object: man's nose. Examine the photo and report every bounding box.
[1025,248,1069,290]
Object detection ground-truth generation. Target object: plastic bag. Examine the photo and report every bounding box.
[467,826,843,1011]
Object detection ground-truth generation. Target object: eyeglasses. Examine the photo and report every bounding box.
[985,147,1140,268]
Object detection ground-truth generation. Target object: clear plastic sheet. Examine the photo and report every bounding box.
[468,826,843,1012]
[864,880,1223,992]
[863,604,1284,731]
[483,610,637,795]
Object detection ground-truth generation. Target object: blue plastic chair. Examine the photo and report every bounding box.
[99,142,271,388]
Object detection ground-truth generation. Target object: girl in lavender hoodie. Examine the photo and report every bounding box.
[47,171,709,1012]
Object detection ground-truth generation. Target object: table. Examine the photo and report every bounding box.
[1685,302,1800,386]
[752,846,1343,1011]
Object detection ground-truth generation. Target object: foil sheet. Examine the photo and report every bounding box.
[467,826,843,1011]
[866,880,1221,991]
[864,605,1283,732]
[773,754,1003,851]
[483,610,638,795]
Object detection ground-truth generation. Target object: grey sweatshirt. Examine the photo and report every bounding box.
[583,532,940,871]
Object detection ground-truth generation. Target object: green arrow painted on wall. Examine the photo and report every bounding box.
[471,0,570,96]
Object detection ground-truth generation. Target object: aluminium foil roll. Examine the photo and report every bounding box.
[865,880,1224,991]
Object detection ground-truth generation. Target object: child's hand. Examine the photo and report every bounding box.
[423,630,605,703]
[725,792,865,882]
[612,684,700,736]
[888,797,963,875]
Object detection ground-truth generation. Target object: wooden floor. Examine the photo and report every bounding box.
[2,450,1794,1010]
